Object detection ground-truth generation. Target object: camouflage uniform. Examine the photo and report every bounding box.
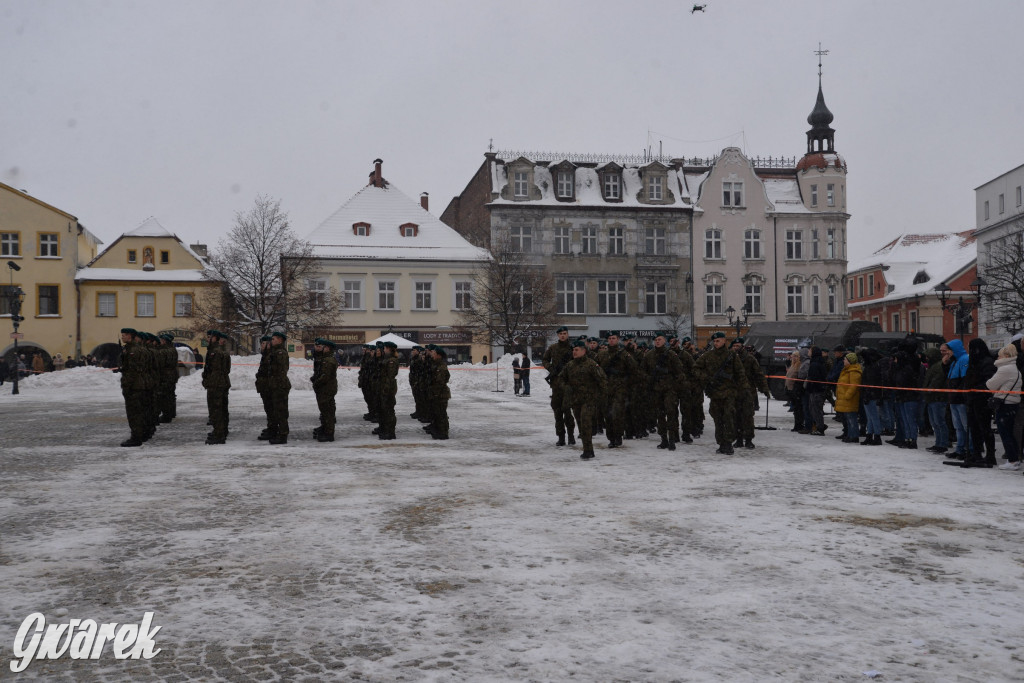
[158,336,179,422]
[255,338,273,439]
[203,334,232,443]
[118,331,150,446]
[543,337,576,446]
[562,347,608,458]
[695,342,750,453]
[142,335,160,437]
[733,345,769,447]
[358,346,376,421]
[641,343,685,448]
[266,335,290,443]
[312,342,339,441]
[597,342,638,447]
[376,345,399,439]
[426,348,451,439]
[409,348,427,419]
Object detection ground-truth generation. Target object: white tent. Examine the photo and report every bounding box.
[366,332,417,349]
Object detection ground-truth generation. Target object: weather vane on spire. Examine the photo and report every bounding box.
[815,42,829,79]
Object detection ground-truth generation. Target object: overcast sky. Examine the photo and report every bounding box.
[3,0,1023,261]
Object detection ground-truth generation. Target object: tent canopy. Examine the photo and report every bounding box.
[366,332,417,349]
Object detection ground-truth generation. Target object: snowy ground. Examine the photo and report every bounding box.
[1,357,1023,682]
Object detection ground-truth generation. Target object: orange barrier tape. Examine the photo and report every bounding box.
[764,374,1024,396]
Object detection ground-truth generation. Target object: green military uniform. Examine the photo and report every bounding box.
[140,333,159,438]
[695,333,750,454]
[425,345,451,439]
[562,341,608,459]
[266,332,290,444]
[641,335,685,450]
[312,340,339,442]
[597,333,638,448]
[203,330,232,444]
[678,337,704,439]
[409,347,427,420]
[158,334,179,422]
[256,336,274,439]
[542,327,576,446]
[376,342,399,440]
[358,345,376,421]
[118,328,149,447]
[733,341,769,448]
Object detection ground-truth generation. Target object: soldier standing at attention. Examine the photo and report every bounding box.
[731,338,770,449]
[116,328,147,447]
[425,344,451,440]
[542,325,576,447]
[203,330,232,444]
[266,331,291,444]
[695,331,750,455]
[358,344,376,422]
[312,339,339,442]
[641,332,685,450]
[409,345,426,420]
[597,331,637,448]
[563,339,608,460]
[158,333,179,422]
[256,335,274,440]
[376,340,399,440]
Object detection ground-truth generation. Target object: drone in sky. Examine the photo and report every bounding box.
[691,4,707,13]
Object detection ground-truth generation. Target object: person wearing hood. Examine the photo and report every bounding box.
[859,348,885,446]
[923,345,951,454]
[835,352,863,443]
[986,344,1022,470]
[960,338,997,467]
[804,346,828,435]
[785,349,804,433]
[944,339,972,458]
[888,338,922,449]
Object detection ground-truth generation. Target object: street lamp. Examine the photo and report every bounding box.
[725,304,749,337]
[934,277,985,343]
[5,260,25,395]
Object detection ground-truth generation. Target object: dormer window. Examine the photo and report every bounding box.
[399,223,419,237]
[723,181,743,207]
[513,171,529,197]
[603,172,621,201]
[353,222,371,236]
[557,171,574,199]
[648,176,663,201]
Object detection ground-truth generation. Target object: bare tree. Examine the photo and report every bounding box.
[980,222,1024,333]
[195,195,343,350]
[655,308,693,339]
[458,237,560,354]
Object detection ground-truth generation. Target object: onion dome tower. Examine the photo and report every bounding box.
[796,44,847,210]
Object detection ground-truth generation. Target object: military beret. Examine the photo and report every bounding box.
[412,345,423,351]
[322,340,337,350]
[732,337,746,345]
[433,346,447,357]
[606,330,620,338]
[120,327,137,335]
[682,336,692,344]
[271,331,287,340]
[375,341,384,348]
[710,331,726,340]
[383,341,397,349]
[159,333,174,342]
[622,334,635,340]
[654,331,668,339]
[260,335,271,342]
[833,344,846,352]
[556,326,569,333]
[571,340,586,348]
[587,337,598,342]
[206,329,218,336]
[578,334,588,341]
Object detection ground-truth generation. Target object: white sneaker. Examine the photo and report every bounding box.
[998,461,1021,470]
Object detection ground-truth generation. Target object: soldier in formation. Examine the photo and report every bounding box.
[265,330,291,444]
[256,335,274,440]
[373,340,399,440]
[116,328,152,447]
[358,344,377,422]
[641,331,685,450]
[408,345,428,421]
[731,338,770,449]
[202,329,232,444]
[311,338,339,442]
[562,339,607,460]
[542,326,576,447]
[596,331,637,448]
[422,344,451,440]
[694,331,749,455]
[156,333,179,422]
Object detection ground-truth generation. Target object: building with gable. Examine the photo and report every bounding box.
[974,162,1024,346]
[442,75,850,348]
[846,231,977,340]
[1,181,102,368]
[292,160,492,363]
[76,217,222,364]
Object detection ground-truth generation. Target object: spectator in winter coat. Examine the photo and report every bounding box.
[986,344,1022,470]
[961,338,997,467]
[785,350,804,432]
[945,339,971,457]
[889,339,922,449]
[512,355,522,395]
[804,347,828,435]
[519,354,531,396]
[0,358,8,385]
[923,346,951,453]
[797,346,812,432]
[859,348,885,446]
[835,352,862,443]
[31,352,45,375]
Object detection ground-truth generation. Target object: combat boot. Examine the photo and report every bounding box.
[734,437,744,448]
[316,432,334,442]
[120,437,142,448]
[268,434,288,445]
[681,432,693,444]
[258,431,275,441]
[567,435,576,446]
[744,438,755,449]
[716,443,735,455]
[556,436,566,447]
[657,438,670,449]
[205,435,226,445]
[580,449,595,460]
[667,441,676,451]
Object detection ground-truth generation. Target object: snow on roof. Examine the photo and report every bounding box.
[76,267,210,282]
[305,183,490,262]
[763,178,813,213]
[126,216,175,238]
[848,231,977,304]
[488,160,693,209]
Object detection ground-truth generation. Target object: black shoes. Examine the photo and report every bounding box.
[316,432,334,442]
[567,435,577,446]
[716,444,734,455]
[657,439,670,449]
[556,437,566,447]
[580,449,595,460]
[681,433,693,444]
[744,439,755,449]
[268,435,287,445]
[734,437,744,448]
[120,437,142,447]
[205,435,226,445]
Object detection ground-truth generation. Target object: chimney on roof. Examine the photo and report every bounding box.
[190,243,208,258]
[420,192,429,211]
[372,158,383,188]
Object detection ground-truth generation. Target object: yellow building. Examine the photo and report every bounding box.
[1,181,102,368]
[76,218,222,364]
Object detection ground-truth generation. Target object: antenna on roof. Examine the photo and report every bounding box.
[815,42,829,81]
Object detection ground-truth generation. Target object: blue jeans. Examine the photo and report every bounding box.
[926,402,950,448]
[898,401,920,443]
[863,400,882,436]
[842,412,859,439]
[994,403,1021,461]
[521,375,531,395]
[949,403,970,454]
[880,398,895,431]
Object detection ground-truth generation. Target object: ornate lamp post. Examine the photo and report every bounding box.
[5,260,25,395]
[725,304,749,338]
[934,277,985,343]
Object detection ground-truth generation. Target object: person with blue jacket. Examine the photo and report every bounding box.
[945,339,971,458]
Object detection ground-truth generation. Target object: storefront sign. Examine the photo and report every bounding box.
[384,330,419,342]
[419,330,473,344]
[599,329,661,340]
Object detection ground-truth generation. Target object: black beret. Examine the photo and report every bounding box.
[271,331,286,340]
[120,327,137,335]
[556,326,568,333]
[710,331,726,340]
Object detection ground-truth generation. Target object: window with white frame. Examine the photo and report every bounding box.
[743,229,761,259]
[554,226,570,254]
[645,282,667,314]
[342,280,362,309]
[706,283,723,314]
[705,229,722,259]
[891,313,901,332]
[810,184,818,206]
[645,228,666,255]
[557,171,573,198]
[98,292,116,317]
[511,283,533,313]
[557,279,585,314]
[307,279,327,309]
[909,310,919,332]
[826,228,836,259]
[37,286,59,315]
[603,173,620,200]
[723,181,743,207]
[598,280,626,314]
[513,171,529,197]
[785,230,803,259]
[811,229,820,259]
[786,285,803,314]
[648,175,663,201]
[402,225,416,237]
[0,232,19,257]
[454,281,471,310]
[828,284,837,314]
[414,281,433,310]
[608,227,624,255]
[745,283,762,314]
[136,292,154,317]
[510,226,532,253]
[868,274,874,296]
[827,183,835,207]
[377,281,396,310]
[581,225,597,255]
[174,293,193,317]
[39,233,59,257]
[858,277,864,299]
[811,284,820,314]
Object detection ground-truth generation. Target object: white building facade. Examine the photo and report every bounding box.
[974,162,1024,346]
